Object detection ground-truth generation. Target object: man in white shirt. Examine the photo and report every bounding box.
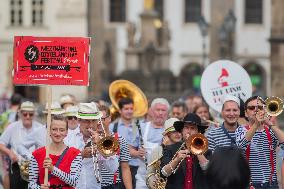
[132,98,170,189]
[17,101,65,159]
[63,105,81,148]
[0,101,43,189]
[76,102,119,189]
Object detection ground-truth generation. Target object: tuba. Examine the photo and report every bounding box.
[109,80,148,119]
[265,96,283,117]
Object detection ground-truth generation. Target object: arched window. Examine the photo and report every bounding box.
[109,0,126,22]
[243,62,266,96]
[179,63,203,93]
[10,0,23,26]
[32,0,44,26]
[185,0,201,23]
[245,0,263,24]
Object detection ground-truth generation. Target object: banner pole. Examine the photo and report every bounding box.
[44,85,52,185]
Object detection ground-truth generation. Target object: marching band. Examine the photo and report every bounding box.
[0,79,284,189]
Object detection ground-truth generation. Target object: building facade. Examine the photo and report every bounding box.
[0,0,88,102]
[89,0,271,100]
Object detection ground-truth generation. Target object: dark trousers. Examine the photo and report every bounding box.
[129,165,138,189]
[251,181,279,189]
[102,182,125,189]
[9,162,28,189]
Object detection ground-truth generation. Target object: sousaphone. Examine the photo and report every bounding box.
[109,80,148,119]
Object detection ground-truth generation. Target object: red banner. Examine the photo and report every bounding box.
[13,36,90,86]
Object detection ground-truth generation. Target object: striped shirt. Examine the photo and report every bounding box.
[236,126,280,184]
[101,135,131,187]
[28,153,82,189]
[207,125,237,152]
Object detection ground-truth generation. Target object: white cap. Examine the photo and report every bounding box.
[163,118,179,135]
[222,95,240,107]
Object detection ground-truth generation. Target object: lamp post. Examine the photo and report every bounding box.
[218,9,236,59]
[198,15,209,68]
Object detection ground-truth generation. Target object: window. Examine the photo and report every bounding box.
[245,0,263,24]
[185,0,201,23]
[154,0,163,20]
[109,0,126,22]
[10,0,23,26]
[32,0,44,26]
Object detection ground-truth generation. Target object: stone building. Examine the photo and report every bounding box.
[270,0,284,97]
[0,0,88,102]
[88,0,271,101]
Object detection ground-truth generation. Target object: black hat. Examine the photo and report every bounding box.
[174,113,207,133]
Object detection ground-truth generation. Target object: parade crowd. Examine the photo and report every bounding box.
[0,91,283,189]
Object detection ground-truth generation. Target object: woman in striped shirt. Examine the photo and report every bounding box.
[29,114,82,189]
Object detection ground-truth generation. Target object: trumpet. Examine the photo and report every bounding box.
[171,133,208,173]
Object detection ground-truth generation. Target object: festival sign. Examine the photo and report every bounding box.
[13,36,90,85]
[201,60,252,112]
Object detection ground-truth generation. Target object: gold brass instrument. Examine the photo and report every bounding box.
[109,80,148,119]
[146,159,167,189]
[19,160,29,181]
[186,133,208,155]
[265,96,283,117]
[96,113,120,157]
[171,133,208,173]
[88,118,120,183]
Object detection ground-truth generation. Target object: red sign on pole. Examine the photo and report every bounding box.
[13,36,90,86]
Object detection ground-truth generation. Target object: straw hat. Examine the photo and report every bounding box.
[77,102,103,120]
[64,105,78,117]
[60,95,74,106]
[20,101,35,112]
[43,101,65,115]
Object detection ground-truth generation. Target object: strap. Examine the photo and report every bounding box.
[48,147,69,180]
[113,122,118,133]
[221,123,236,145]
[264,126,274,183]
[113,133,120,184]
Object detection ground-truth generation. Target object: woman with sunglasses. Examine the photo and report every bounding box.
[29,114,82,189]
[63,106,81,148]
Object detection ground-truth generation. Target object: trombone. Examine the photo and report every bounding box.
[170,133,208,173]
[88,117,120,183]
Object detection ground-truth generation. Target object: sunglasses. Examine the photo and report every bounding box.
[247,105,264,111]
[67,116,77,120]
[22,112,34,117]
[101,115,110,121]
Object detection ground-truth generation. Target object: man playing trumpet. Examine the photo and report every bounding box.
[160,113,211,189]
[236,96,284,189]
